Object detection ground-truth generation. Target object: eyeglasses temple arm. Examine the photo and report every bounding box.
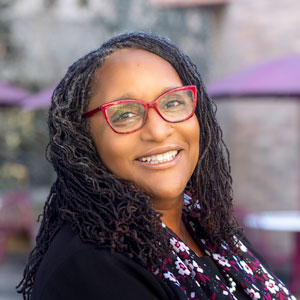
[83,107,101,118]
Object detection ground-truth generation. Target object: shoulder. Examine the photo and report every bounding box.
[31,222,183,300]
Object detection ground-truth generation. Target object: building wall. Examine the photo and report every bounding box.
[210,0,300,80]
[209,0,300,213]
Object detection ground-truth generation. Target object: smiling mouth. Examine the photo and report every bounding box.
[137,150,179,164]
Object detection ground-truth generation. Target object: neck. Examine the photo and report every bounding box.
[153,194,205,257]
[152,194,186,241]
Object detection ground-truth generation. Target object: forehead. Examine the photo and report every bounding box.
[98,48,178,77]
[89,48,183,107]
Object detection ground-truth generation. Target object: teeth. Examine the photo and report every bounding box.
[138,150,178,164]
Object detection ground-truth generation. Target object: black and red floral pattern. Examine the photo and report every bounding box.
[154,194,297,300]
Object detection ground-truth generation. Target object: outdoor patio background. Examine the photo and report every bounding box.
[1,0,300,299]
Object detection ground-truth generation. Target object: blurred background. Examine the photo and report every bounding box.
[0,0,300,299]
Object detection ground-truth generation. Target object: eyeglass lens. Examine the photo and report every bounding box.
[106,89,194,133]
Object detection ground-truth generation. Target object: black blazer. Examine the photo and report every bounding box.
[31,222,185,300]
[31,222,270,300]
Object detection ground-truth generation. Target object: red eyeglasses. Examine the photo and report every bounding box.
[84,85,197,134]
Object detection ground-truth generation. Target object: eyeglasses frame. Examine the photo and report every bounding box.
[83,85,197,134]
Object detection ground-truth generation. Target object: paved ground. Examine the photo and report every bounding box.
[0,252,28,300]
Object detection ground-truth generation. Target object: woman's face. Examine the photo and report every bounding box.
[88,48,200,207]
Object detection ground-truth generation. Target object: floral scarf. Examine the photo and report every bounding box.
[154,194,296,300]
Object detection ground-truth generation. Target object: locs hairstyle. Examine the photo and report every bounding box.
[18,32,241,299]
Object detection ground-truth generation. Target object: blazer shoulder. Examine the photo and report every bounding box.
[31,223,182,300]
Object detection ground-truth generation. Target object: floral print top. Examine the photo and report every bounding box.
[154,194,297,300]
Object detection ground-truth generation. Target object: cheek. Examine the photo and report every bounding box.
[90,119,133,177]
[186,116,200,167]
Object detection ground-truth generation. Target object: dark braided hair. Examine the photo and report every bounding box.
[18,32,241,299]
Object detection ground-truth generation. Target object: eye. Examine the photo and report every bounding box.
[112,111,138,123]
[110,111,143,128]
[161,96,187,111]
[164,99,184,109]
[106,102,145,128]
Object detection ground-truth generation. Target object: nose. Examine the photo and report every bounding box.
[140,107,173,142]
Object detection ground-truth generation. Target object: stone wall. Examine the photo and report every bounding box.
[210,0,300,80]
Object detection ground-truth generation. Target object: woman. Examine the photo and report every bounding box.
[18,32,295,299]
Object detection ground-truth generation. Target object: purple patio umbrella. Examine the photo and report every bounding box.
[207,54,300,98]
[0,81,31,107]
[21,85,56,110]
